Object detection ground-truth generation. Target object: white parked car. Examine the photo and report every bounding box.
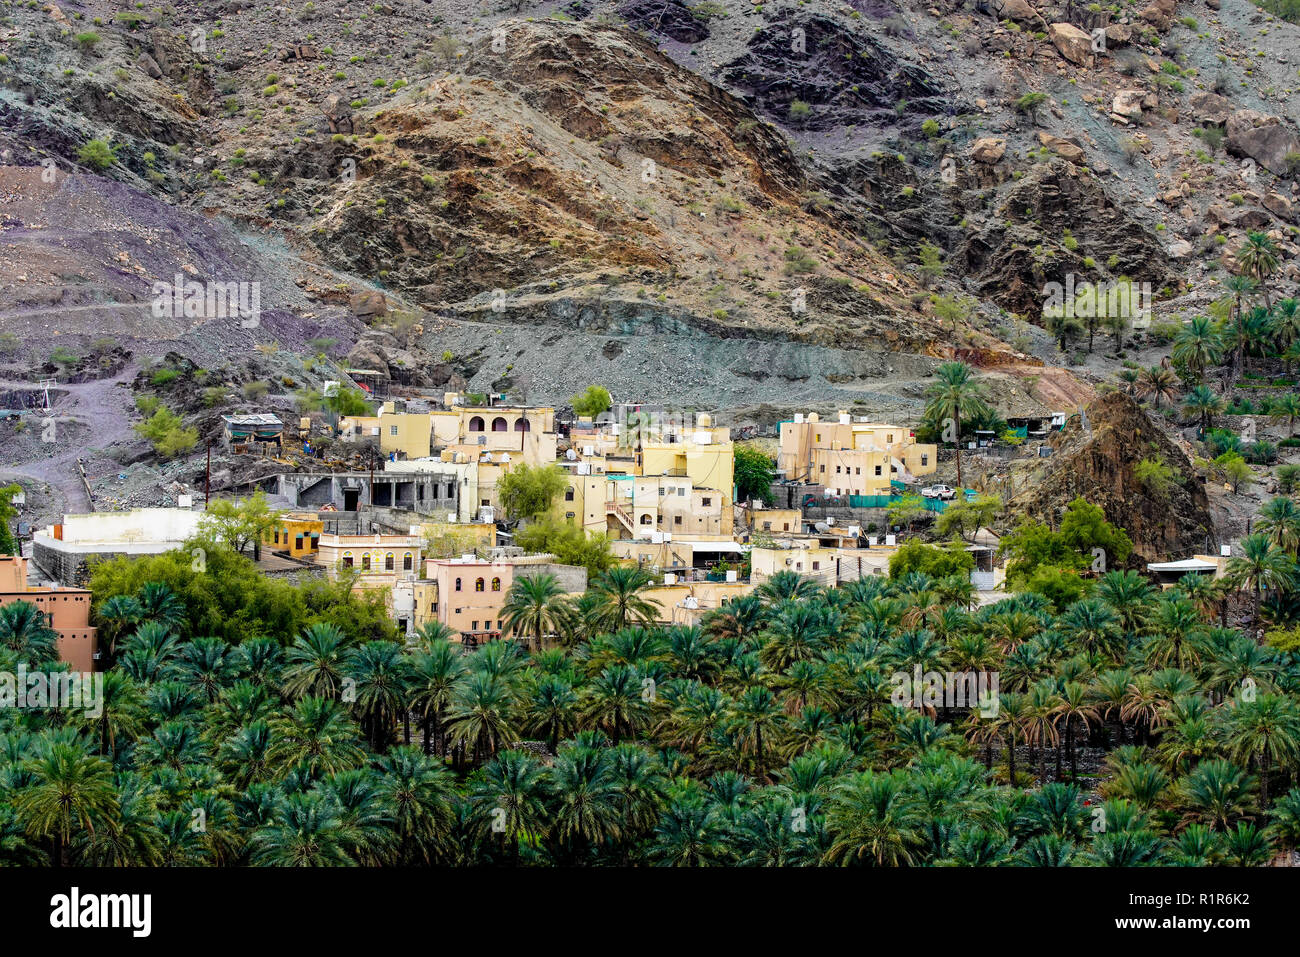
[920,484,956,500]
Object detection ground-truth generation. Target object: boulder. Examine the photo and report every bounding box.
[1112,89,1146,119]
[1263,191,1295,222]
[350,290,389,318]
[1167,239,1193,258]
[1104,23,1133,47]
[1037,131,1086,164]
[1226,109,1300,175]
[322,93,354,135]
[137,53,163,79]
[1189,91,1231,125]
[1047,22,1095,67]
[1138,0,1176,30]
[972,137,1007,164]
[999,0,1040,22]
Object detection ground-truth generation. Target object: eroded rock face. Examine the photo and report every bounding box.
[1226,109,1300,175]
[616,0,709,43]
[1011,392,1214,564]
[955,162,1170,317]
[1047,22,1094,67]
[720,9,953,134]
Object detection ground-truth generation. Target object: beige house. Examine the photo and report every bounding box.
[422,553,586,646]
[778,412,937,494]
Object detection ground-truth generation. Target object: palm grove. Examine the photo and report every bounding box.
[0,489,1298,865]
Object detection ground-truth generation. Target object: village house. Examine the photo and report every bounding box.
[777,412,937,496]
[0,555,98,671]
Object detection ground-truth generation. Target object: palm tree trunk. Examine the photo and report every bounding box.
[1067,718,1078,780]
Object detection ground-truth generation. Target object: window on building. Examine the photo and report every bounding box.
[835,465,841,474]
[921,454,929,467]
[819,464,825,473]
[887,434,894,443]
[782,523,790,531]
[469,416,485,432]
[403,553,413,571]
[874,465,882,476]
[702,497,711,506]
[855,467,861,475]
[762,521,772,531]
[812,561,820,570]
[475,578,485,592]
[362,554,371,571]
[491,417,508,432]
[455,578,462,591]
[491,577,501,591]
[385,553,395,571]
[565,511,575,520]
[514,418,531,432]
[295,535,304,550]
[640,514,653,524]
[674,516,682,525]
[564,488,574,501]
[389,425,398,436]
[472,621,478,631]
[342,553,353,568]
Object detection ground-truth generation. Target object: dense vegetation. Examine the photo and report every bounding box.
[0,498,1297,865]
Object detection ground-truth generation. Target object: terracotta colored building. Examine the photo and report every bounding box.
[0,555,99,672]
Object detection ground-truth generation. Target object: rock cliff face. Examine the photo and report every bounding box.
[1011,393,1214,564]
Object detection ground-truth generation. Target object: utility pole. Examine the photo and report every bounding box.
[369,446,375,505]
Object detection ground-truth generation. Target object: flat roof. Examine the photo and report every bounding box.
[1147,558,1218,572]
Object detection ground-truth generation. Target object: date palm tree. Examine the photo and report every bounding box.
[924,360,990,488]
[344,640,410,751]
[94,594,141,662]
[1181,384,1224,435]
[824,769,926,866]
[523,674,579,754]
[0,600,59,662]
[446,672,518,764]
[470,749,549,865]
[500,572,566,651]
[15,740,119,867]
[588,566,662,632]
[1223,694,1300,808]
[1052,682,1098,781]
[407,639,466,755]
[579,664,648,745]
[375,745,458,864]
[1257,496,1300,555]
[282,622,349,699]
[1172,315,1223,384]
[1223,533,1297,633]
[1176,757,1257,831]
[1136,365,1179,409]
[1238,231,1279,308]
[248,791,355,866]
[268,696,367,780]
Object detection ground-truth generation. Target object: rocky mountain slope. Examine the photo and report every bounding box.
[0,0,1296,538]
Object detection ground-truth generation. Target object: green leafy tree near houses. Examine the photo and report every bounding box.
[0,483,22,555]
[198,491,284,556]
[499,463,568,521]
[733,443,775,505]
[570,385,612,418]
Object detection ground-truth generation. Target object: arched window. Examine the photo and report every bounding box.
[514,418,531,432]
[491,416,508,432]
[491,577,501,591]
[469,416,485,432]
[361,554,371,571]
[403,553,413,571]
[342,551,354,568]
[454,577,462,591]
[385,553,395,571]
[475,577,485,592]
[640,513,653,524]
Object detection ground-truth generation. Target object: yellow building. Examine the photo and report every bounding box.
[431,403,557,467]
[777,412,936,494]
[642,579,754,626]
[749,507,802,537]
[265,512,324,559]
[749,540,840,587]
[340,402,434,460]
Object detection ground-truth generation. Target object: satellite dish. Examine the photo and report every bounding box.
[565,448,576,460]
[814,522,831,533]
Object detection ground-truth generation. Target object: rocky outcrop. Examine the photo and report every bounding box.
[955,162,1170,317]
[617,0,709,43]
[1011,393,1214,564]
[1226,109,1300,175]
[972,137,1007,164]
[720,9,955,134]
[1037,132,1086,164]
[1048,22,1095,68]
